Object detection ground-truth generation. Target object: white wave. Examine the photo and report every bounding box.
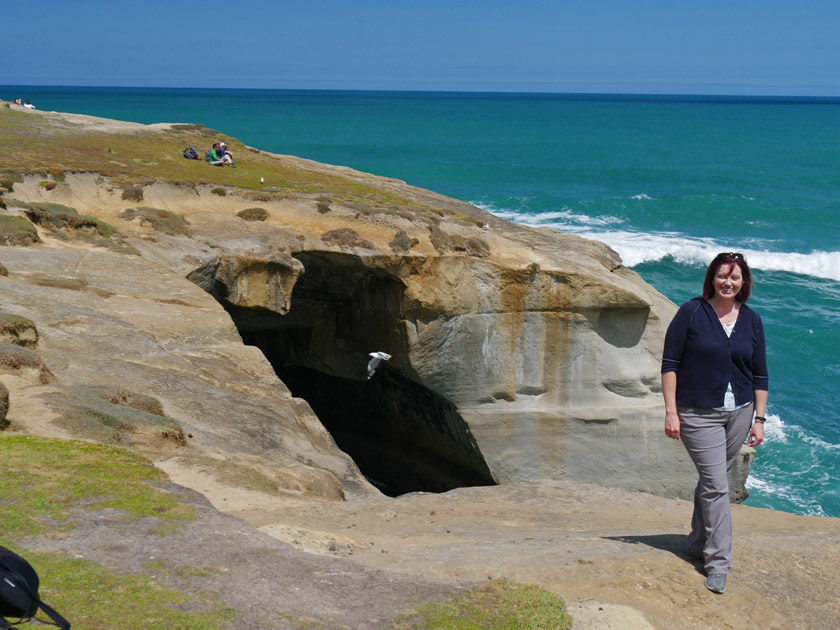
[473,202,624,228]
[745,474,828,517]
[630,194,653,200]
[475,202,840,283]
[762,413,787,444]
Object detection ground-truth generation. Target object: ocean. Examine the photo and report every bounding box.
[4,86,839,517]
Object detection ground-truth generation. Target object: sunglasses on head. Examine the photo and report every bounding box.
[720,252,743,261]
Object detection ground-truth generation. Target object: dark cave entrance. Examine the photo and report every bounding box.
[227,251,496,496]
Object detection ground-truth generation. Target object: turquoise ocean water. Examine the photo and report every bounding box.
[5,86,839,517]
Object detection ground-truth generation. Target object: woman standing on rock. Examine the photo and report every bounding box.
[661,252,768,594]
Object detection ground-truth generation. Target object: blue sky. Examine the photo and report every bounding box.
[4,0,839,95]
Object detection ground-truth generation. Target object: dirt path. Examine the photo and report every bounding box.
[162,469,838,630]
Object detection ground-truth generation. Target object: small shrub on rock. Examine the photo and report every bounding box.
[118,207,191,236]
[389,229,419,253]
[20,201,119,238]
[88,386,166,417]
[0,312,39,348]
[0,342,54,383]
[429,225,454,254]
[48,387,185,448]
[0,175,15,192]
[211,187,227,197]
[0,379,8,429]
[321,228,375,250]
[465,236,490,257]
[316,195,331,214]
[121,185,144,202]
[236,207,270,222]
[28,274,89,291]
[0,215,40,246]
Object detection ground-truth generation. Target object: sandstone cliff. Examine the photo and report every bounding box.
[0,103,715,503]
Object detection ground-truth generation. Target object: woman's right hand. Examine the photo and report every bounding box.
[665,410,681,440]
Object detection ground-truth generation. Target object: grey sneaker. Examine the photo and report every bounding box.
[705,573,726,594]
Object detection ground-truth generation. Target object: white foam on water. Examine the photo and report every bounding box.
[476,203,840,283]
[475,203,624,228]
[745,475,829,517]
[762,413,787,444]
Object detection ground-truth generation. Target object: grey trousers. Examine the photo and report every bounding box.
[679,403,754,575]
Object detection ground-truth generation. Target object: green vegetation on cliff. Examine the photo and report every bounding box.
[0,105,454,223]
[394,580,573,630]
[0,435,235,629]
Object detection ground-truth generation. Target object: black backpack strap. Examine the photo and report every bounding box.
[35,599,71,630]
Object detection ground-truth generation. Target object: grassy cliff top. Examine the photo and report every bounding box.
[0,102,470,222]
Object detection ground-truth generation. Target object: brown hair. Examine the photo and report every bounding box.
[702,252,752,303]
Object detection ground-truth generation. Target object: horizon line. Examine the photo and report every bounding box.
[4,83,840,102]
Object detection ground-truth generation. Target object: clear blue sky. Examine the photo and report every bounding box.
[4,0,839,95]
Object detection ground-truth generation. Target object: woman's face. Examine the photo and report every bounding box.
[714,262,743,300]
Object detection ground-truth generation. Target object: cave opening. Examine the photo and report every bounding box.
[226,251,496,496]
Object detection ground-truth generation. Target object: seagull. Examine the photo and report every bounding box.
[260,176,265,184]
[367,351,391,379]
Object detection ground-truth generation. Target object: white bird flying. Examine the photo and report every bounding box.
[367,351,392,379]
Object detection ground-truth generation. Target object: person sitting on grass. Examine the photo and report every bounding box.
[218,142,236,167]
[205,143,224,166]
[205,143,235,167]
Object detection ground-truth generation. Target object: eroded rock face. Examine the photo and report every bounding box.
[4,165,707,501]
[186,253,304,315]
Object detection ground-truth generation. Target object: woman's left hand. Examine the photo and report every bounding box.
[748,422,765,447]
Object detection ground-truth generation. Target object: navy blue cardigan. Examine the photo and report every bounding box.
[661,297,769,409]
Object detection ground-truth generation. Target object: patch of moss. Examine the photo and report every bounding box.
[393,579,573,630]
[0,437,232,629]
[28,274,88,291]
[0,169,24,183]
[121,184,144,202]
[211,187,227,196]
[174,454,283,495]
[450,212,487,228]
[118,207,191,236]
[236,207,269,221]
[316,195,331,214]
[389,229,419,254]
[428,226,489,258]
[465,236,490,257]
[0,436,193,537]
[169,123,207,132]
[0,341,43,371]
[16,201,123,240]
[46,388,186,448]
[0,312,38,348]
[0,214,40,246]
[321,228,375,250]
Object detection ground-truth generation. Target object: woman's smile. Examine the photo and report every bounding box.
[714,263,743,300]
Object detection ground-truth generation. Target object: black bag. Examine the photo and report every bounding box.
[0,546,70,629]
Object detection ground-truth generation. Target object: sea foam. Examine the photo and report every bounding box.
[478,203,840,283]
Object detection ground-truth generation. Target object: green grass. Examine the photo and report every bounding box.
[0,105,481,227]
[394,580,573,630]
[0,435,193,537]
[0,106,430,213]
[30,552,238,630]
[0,435,240,629]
